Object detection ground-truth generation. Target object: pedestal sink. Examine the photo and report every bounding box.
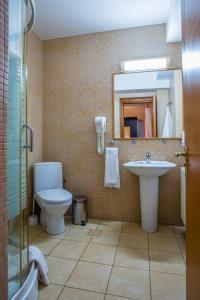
[124,160,176,232]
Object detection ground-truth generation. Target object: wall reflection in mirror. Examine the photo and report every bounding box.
[113,69,183,139]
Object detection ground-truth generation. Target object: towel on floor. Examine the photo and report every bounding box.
[8,245,28,282]
[104,147,120,188]
[29,245,49,286]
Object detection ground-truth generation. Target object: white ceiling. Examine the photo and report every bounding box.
[33,0,173,40]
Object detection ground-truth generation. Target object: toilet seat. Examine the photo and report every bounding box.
[37,188,72,204]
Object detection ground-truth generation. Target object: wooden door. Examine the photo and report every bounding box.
[182,0,200,299]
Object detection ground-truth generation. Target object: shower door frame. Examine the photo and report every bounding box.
[7,0,31,298]
[0,0,9,299]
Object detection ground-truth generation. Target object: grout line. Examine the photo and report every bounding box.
[106,292,138,300]
[104,223,123,299]
[63,257,80,289]
[48,238,64,256]
[63,221,103,292]
[37,221,186,299]
[79,239,93,260]
[57,285,65,300]
[150,270,186,277]
[47,254,78,262]
[61,286,106,295]
[172,226,186,265]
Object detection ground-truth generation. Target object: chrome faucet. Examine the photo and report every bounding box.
[145,152,151,162]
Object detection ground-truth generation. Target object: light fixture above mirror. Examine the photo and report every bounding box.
[121,57,169,73]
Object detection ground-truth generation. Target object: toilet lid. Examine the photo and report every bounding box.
[37,189,72,204]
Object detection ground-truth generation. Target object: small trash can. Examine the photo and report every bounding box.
[72,195,88,225]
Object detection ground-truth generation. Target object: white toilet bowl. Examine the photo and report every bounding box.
[37,189,72,234]
[33,162,72,235]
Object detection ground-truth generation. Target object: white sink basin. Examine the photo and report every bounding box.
[124,160,176,177]
[124,160,176,233]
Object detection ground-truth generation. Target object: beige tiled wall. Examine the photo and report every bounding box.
[27,31,43,211]
[43,24,183,224]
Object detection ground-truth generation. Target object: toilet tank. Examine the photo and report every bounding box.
[33,162,63,193]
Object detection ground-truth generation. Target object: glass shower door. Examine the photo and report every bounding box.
[7,0,29,298]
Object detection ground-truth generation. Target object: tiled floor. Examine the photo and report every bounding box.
[30,218,186,300]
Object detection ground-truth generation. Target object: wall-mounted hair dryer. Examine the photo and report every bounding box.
[95,117,106,154]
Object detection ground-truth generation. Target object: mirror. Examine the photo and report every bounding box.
[113,69,183,139]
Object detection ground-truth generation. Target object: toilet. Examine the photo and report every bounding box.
[33,162,72,235]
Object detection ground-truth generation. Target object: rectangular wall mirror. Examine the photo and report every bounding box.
[113,69,183,139]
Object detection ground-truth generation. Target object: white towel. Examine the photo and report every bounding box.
[29,246,49,286]
[8,245,29,282]
[162,106,173,138]
[104,147,120,188]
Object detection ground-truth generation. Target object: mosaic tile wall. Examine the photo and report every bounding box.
[0,0,8,298]
[27,31,43,211]
[43,24,184,224]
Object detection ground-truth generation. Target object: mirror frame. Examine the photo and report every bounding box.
[112,68,183,141]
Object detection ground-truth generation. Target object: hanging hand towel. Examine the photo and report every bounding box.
[104,147,120,188]
[29,246,49,286]
[162,106,173,138]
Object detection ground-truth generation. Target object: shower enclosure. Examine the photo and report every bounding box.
[7,0,35,299]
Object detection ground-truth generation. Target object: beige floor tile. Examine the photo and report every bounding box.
[107,266,150,300]
[151,271,186,300]
[64,223,80,230]
[173,226,186,238]
[29,234,37,242]
[39,229,68,240]
[98,220,123,232]
[58,287,104,300]
[31,237,60,255]
[149,251,186,275]
[29,224,44,236]
[30,224,68,239]
[86,218,101,229]
[105,295,128,300]
[51,240,87,260]
[65,218,101,229]
[64,217,78,229]
[39,283,63,300]
[149,236,180,253]
[98,224,122,232]
[149,225,175,237]
[64,228,91,242]
[47,256,77,285]
[81,243,117,265]
[67,261,111,293]
[101,220,123,225]
[114,247,149,270]
[91,231,120,246]
[122,222,147,235]
[119,233,148,250]
[177,238,186,254]
[88,229,103,236]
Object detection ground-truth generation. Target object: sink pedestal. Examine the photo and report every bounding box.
[124,160,176,233]
[140,177,158,232]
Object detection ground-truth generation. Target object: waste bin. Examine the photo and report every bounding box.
[72,195,88,225]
